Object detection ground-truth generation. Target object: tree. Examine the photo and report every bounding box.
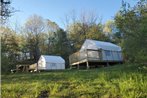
[103,20,115,38]
[1,26,21,73]
[0,0,16,24]
[1,26,21,58]
[53,29,71,68]
[24,15,45,70]
[45,19,60,54]
[87,23,109,41]
[103,20,123,45]
[114,0,147,63]
[65,10,109,52]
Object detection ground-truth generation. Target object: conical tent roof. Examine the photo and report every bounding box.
[80,39,121,51]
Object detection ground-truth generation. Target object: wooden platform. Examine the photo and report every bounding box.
[69,49,123,69]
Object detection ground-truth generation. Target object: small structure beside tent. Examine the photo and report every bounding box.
[69,39,123,69]
[29,55,65,70]
[11,64,29,73]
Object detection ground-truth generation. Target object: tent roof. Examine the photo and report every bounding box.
[41,55,65,63]
[80,39,121,51]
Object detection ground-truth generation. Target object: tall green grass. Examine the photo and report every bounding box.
[1,64,147,98]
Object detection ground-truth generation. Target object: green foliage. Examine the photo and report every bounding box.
[24,14,45,61]
[1,27,21,57]
[67,22,110,52]
[87,24,110,41]
[1,64,147,98]
[52,29,72,67]
[114,0,147,63]
[1,26,21,73]
[1,55,16,74]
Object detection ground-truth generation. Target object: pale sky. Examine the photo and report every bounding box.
[9,0,138,29]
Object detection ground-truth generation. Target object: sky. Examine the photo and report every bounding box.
[9,0,138,29]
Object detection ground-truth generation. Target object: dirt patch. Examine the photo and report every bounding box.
[37,90,49,98]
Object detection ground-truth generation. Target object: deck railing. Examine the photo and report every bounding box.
[69,49,100,65]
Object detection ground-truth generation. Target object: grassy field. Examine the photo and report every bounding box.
[1,64,147,98]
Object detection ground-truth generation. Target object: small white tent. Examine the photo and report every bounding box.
[80,39,123,61]
[37,55,65,70]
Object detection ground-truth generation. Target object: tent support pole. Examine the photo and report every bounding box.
[70,65,72,69]
[86,61,89,69]
[77,63,79,69]
[107,62,109,67]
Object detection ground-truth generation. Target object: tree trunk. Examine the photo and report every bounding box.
[34,45,40,72]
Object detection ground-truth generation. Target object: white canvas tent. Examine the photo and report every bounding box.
[69,39,123,69]
[80,39,123,61]
[30,55,65,70]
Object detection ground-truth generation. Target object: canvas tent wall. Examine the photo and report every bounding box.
[30,55,65,70]
[80,39,123,61]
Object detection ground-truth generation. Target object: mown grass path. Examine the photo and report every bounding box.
[1,64,147,98]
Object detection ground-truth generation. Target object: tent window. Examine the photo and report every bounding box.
[51,63,56,66]
[105,51,111,56]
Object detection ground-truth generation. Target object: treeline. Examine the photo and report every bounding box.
[1,0,147,72]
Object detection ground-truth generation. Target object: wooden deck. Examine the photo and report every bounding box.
[69,49,122,69]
